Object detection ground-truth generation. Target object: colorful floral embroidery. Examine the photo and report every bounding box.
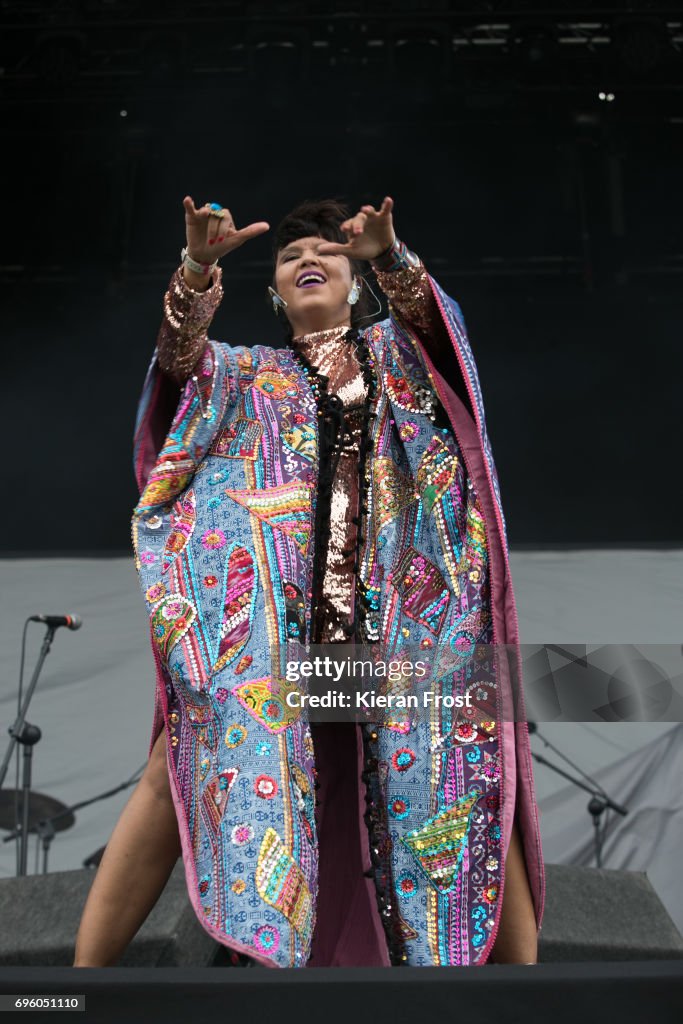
[254,774,278,799]
[145,582,166,604]
[487,823,501,845]
[391,747,416,773]
[253,924,280,955]
[231,823,254,846]
[225,724,246,748]
[389,796,411,819]
[399,420,419,442]
[483,885,498,904]
[201,528,227,550]
[231,879,246,895]
[396,870,419,898]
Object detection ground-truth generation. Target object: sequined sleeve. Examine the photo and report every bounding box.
[371,237,449,352]
[156,265,224,385]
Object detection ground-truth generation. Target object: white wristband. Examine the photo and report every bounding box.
[181,247,218,276]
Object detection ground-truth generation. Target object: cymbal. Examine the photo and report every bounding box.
[0,790,75,833]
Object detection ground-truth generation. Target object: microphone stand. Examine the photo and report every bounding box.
[0,624,57,876]
[3,764,146,874]
[529,724,629,868]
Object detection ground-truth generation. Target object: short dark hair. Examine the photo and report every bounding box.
[271,198,377,334]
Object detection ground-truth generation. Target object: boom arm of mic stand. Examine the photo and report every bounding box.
[532,751,629,816]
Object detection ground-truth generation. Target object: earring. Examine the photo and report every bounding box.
[347,276,361,306]
[268,285,288,312]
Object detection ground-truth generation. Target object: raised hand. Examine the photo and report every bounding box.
[182,196,269,265]
[316,196,395,262]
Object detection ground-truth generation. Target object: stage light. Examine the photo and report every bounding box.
[120,109,128,117]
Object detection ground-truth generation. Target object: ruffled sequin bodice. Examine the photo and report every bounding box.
[290,326,368,644]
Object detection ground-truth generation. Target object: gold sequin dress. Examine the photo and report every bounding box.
[290,325,367,644]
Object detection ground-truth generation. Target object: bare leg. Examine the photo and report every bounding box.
[489,814,538,964]
[73,729,181,966]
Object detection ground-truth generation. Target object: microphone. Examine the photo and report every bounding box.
[29,614,82,631]
[527,721,537,734]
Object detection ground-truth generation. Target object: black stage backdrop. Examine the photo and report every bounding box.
[1,2,681,552]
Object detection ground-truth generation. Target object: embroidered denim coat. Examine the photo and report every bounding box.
[131,276,545,968]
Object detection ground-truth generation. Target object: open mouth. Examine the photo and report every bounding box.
[296,271,327,288]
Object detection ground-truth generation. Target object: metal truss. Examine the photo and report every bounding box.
[0,1,681,98]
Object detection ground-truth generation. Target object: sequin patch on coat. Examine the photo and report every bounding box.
[213,546,257,673]
[209,418,263,460]
[371,458,417,531]
[201,767,239,840]
[417,436,458,515]
[231,677,301,733]
[283,581,306,641]
[393,546,450,636]
[255,827,313,944]
[151,594,197,659]
[224,479,313,556]
[282,423,316,463]
[290,762,315,845]
[252,370,300,400]
[401,791,479,894]
[162,489,197,573]
[138,442,195,512]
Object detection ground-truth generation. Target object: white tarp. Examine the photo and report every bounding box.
[1,551,681,935]
[537,723,683,932]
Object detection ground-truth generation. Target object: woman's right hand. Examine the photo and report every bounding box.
[182,196,270,265]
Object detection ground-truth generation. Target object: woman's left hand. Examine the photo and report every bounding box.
[317,196,395,261]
